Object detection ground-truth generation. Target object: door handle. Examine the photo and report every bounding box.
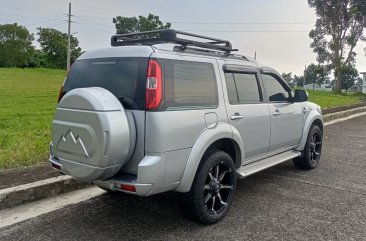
[273,109,281,116]
[230,113,243,120]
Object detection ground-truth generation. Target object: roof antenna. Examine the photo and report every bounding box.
[254,51,257,60]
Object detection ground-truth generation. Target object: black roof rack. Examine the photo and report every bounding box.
[111,29,236,53]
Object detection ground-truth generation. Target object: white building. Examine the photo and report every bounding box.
[303,77,333,91]
[361,72,366,94]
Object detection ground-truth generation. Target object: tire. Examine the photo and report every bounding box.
[182,150,237,224]
[294,125,323,170]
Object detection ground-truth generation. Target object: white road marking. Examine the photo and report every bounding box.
[324,112,366,126]
[0,186,105,229]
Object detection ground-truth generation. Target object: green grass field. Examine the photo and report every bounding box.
[0,68,65,169]
[307,90,364,109]
[0,68,364,170]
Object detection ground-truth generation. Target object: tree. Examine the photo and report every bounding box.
[28,49,47,68]
[113,13,171,34]
[0,23,34,67]
[337,65,359,90]
[37,28,82,69]
[304,63,330,89]
[356,76,363,86]
[308,0,366,93]
[281,72,293,83]
[294,75,305,87]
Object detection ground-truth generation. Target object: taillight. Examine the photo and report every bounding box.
[146,60,162,109]
[114,183,136,192]
[57,78,66,103]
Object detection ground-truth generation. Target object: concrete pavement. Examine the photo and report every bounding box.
[0,115,365,241]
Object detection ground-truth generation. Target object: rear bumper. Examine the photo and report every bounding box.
[94,153,177,196]
[93,178,153,196]
[49,147,178,196]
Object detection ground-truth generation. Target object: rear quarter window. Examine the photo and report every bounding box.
[158,59,218,110]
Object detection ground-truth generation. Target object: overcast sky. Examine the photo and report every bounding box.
[1,0,365,76]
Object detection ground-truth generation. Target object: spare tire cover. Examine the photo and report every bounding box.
[51,87,136,182]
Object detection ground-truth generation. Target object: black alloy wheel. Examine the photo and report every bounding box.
[294,125,323,170]
[182,150,237,224]
[203,162,234,215]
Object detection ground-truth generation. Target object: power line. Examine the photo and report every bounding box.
[73,22,115,34]
[0,4,64,15]
[73,16,112,27]
[27,17,65,27]
[47,22,66,29]
[0,11,63,20]
[172,21,315,25]
[180,30,310,33]
[73,14,111,20]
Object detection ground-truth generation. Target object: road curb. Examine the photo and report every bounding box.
[0,175,91,210]
[1,105,365,210]
[323,106,366,122]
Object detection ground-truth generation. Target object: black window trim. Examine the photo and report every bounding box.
[223,66,264,105]
[260,68,293,103]
[223,64,258,74]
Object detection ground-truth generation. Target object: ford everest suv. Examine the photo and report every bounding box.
[49,29,323,224]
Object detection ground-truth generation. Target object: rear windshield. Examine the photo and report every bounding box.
[63,57,148,110]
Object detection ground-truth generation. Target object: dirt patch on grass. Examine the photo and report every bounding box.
[322,101,366,115]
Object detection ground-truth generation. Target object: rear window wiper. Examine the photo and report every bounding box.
[118,96,139,109]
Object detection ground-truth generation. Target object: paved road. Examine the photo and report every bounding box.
[1,115,366,241]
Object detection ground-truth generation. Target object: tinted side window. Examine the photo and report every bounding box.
[224,73,238,104]
[224,72,261,104]
[262,74,290,102]
[161,60,218,109]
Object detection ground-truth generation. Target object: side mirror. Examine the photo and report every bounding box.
[269,93,288,102]
[294,89,308,102]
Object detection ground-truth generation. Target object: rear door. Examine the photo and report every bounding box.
[62,57,149,175]
[218,61,271,161]
[260,70,303,152]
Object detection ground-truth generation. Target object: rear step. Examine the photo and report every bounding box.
[236,150,301,178]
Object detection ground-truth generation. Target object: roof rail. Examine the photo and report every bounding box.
[111,29,236,53]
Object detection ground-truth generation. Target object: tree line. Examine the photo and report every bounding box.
[282,63,363,91]
[0,14,170,69]
[0,23,82,69]
[0,6,365,92]
[307,0,366,93]
[282,0,366,92]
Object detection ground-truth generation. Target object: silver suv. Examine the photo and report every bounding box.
[49,30,323,224]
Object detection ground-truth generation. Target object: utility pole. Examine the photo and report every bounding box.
[67,2,71,71]
[304,65,307,88]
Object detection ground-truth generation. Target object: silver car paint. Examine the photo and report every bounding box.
[78,46,154,60]
[216,59,271,161]
[267,102,304,151]
[51,87,135,182]
[50,44,323,196]
[296,102,323,151]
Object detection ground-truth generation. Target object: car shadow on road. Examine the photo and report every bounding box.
[45,169,290,240]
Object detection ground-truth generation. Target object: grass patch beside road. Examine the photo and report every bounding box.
[307,90,364,109]
[0,68,65,169]
[0,68,364,170]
